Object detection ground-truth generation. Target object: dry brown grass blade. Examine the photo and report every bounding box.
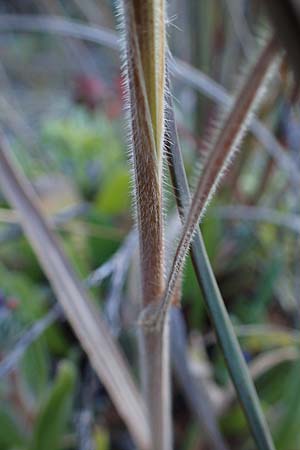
[157,36,279,323]
[0,137,150,450]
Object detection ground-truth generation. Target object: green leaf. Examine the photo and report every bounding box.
[183,256,205,329]
[21,338,50,402]
[0,263,46,322]
[202,213,222,262]
[41,108,124,196]
[275,361,300,450]
[0,409,24,448]
[220,404,247,435]
[94,426,110,450]
[28,360,76,450]
[43,323,70,357]
[235,257,281,324]
[96,167,130,215]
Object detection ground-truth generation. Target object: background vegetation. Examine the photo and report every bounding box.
[0,1,300,449]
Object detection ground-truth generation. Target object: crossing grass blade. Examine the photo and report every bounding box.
[165,79,276,450]
[157,36,279,325]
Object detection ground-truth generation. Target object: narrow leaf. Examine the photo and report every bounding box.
[171,308,229,450]
[158,36,279,323]
[29,361,76,450]
[165,80,276,450]
[0,410,24,448]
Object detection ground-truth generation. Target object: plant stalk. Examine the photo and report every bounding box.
[120,1,171,449]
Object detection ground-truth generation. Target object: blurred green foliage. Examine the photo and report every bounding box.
[28,361,76,450]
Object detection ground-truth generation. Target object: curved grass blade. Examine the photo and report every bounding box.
[157,36,279,324]
[165,81,276,450]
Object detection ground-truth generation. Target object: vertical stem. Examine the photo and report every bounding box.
[140,321,171,450]
[120,1,171,449]
[122,0,165,306]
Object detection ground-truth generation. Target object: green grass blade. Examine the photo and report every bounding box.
[171,307,229,450]
[165,84,276,450]
[274,360,300,450]
[28,361,76,450]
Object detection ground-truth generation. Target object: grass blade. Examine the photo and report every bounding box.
[158,36,278,323]
[0,137,150,450]
[29,361,76,450]
[165,81,276,450]
[171,308,229,450]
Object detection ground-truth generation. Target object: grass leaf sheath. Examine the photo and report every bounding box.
[119,2,171,450]
[120,0,165,306]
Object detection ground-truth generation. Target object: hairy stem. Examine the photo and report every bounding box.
[121,0,165,306]
[120,1,171,449]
